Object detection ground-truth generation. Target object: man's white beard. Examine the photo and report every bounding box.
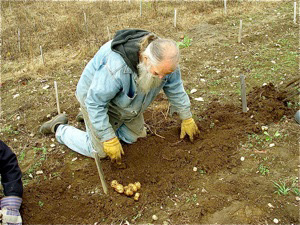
[137,62,162,94]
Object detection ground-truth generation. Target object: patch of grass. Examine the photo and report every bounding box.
[18,151,26,162]
[186,194,197,203]
[273,180,290,196]
[0,125,19,134]
[258,164,269,175]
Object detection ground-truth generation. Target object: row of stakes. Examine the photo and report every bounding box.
[14,1,297,63]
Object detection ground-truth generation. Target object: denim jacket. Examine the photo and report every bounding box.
[76,40,192,142]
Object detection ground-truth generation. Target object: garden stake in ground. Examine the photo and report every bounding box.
[94,151,108,195]
[54,81,61,114]
[240,74,247,113]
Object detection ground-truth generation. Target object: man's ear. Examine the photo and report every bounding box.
[142,55,148,64]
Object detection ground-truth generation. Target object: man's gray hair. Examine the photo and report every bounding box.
[143,38,180,67]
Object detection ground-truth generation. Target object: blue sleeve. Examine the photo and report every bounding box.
[163,68,192,120]
[85,66,122,141]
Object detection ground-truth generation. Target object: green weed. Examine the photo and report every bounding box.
[186,194,197,203]
[176,36,192,49]
[273,180,290,196]
[38,201,44,207]
[258,164,269,175]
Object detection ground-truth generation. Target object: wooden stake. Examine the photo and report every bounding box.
[84,12,88,33]
[140,0,142,17]
[224,0,227,15]
[40,45,45,65]
[54,81,61,114]
[240,74,247,113]
[94,152,108,194]
[107,26,111,40]
[294,1,297,24]
[174,9,177,28]
[238,19,242,43]
[18,28,21,52]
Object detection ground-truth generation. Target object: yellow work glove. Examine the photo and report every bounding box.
[180,118,200,142]
[103,137,124,163]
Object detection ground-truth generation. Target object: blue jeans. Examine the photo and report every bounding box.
[56,123,146,158]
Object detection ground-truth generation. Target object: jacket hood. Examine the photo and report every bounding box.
[111,29,150,74]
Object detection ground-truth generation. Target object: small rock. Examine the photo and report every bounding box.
[68,185,72,189]
[42,85,50,90]
[268,203,274,208]
[13,94,20,99]
[152,215,158,221]
[190,89,197,94]
[296,196,300,201]
[16,116,20,120]
[271,60,276,64]
[29,174,33,178]
[200,78,206,82]
[201,188,208,193]
[72,157,78,162]
[36,170,43,175]
[261,126,268,131]
[235,56,239,59]
[50,144,55,148]
[216,69,221,73]
[51,138,55,142]
[29,133,35,137]
[262,83,267,86]
[163,221,168,225]
[47,114,51,118]
[196,203,199,206]
[193,167,198,172]
[195,97,204,102]
[273,218,279,224]
[269,143,275,148]
[240,156,245,161]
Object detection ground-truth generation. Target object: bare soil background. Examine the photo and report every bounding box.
[1,1,299,224]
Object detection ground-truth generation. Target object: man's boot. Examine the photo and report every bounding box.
[40,114,68,134]
[76,111,84,122]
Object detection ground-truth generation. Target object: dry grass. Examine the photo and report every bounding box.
[1,1,278,84]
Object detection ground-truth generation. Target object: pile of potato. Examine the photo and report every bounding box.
[111,180,141,201]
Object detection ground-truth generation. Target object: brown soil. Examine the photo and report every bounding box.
[20,84,296,224]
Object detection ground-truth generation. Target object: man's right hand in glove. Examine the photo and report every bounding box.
[103,137,124,163]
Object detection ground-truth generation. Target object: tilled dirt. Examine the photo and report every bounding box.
[21,84,295,224]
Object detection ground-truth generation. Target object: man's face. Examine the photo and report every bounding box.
[137,58,176,94]
[137,61,162,94]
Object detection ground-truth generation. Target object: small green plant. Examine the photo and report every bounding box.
[186,194,197,203]
[38,201,44,207]
[258,164,269,175]
[176,36,192,49]
[198,169,206,174]
[292,188,300,196]
[18,151,26,161]
[0,125,19,134]
[273,180,290,196]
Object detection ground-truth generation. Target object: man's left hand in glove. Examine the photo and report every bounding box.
[180,118,200,142]
[0,196,22,225]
